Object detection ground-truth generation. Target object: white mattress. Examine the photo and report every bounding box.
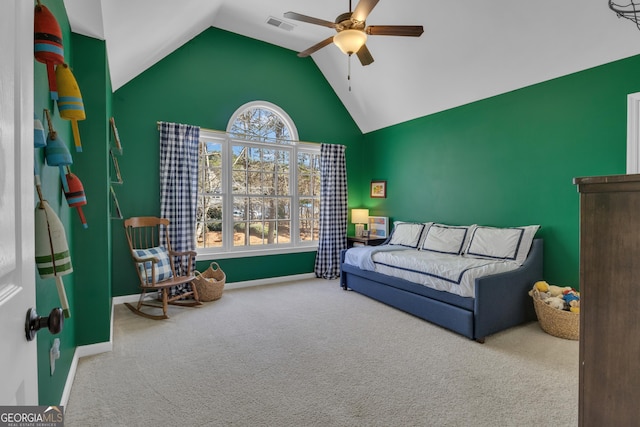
[345,246,520,298]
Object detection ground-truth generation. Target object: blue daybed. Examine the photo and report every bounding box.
[339,222,543,343]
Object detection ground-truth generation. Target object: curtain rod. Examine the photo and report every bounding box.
[156,121,323,146]
[156,121,222,134]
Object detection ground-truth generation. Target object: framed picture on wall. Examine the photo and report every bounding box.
[368,216,389,239]
[370,180,387,198]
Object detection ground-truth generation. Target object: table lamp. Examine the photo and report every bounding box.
[351,208,370,237]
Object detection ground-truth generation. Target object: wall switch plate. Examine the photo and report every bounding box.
[50,338,60,375]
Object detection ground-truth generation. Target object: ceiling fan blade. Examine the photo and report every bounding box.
[352,0,380,23]
[356,44,374,66]
[284,12,337,29]
[366,25,424,37]
[297,36,335,58]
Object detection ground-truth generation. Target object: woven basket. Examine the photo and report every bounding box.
[193,262,225,302]
[532,292,579,340]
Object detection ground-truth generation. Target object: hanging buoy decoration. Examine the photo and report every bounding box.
[35,198,72,319]
[56,63,85,152]
[34,1,64,100]
[64,169,88,229]
[34,113,47,149]
[43,109,72,193]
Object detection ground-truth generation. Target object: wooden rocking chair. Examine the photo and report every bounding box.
[124,216,201,319]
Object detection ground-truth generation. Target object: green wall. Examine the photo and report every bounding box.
[34,1,114,405]
[111,27,364,296]
[33,0,76,406]
[69,33,112,346]
[362,55,640,288]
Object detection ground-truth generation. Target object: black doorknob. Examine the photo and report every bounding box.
[25,307,64,341]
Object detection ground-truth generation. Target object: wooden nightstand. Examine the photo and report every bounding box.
[347,236,386,248]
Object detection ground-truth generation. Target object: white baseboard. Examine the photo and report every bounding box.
[60,272,316,407]
[111,272,318,305]
[223,273,317,290]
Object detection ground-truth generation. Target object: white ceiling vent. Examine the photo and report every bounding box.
[266,16,295,32]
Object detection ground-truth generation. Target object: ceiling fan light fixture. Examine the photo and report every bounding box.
[333,29,367,55]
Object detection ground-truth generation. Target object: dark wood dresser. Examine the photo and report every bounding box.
[574,174,640,426]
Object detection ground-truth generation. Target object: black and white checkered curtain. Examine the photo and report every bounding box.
[314,143,348,279]
[159,122,200,296]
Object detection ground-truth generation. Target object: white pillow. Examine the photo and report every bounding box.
[465,225,540,265]
[132,245,174,284]
[421,224,472,255]
[389,222,425,248]
[417,222,434,248]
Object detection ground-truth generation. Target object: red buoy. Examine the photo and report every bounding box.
[34,2,64,100]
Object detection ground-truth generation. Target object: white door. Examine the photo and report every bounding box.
[0,0,38,405]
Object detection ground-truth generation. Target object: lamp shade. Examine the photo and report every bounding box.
[334,29,367,55]
[351,208,370,224]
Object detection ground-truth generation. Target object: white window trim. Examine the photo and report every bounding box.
[196,102,320,261]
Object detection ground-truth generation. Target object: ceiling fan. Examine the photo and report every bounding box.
[284,0,424,66]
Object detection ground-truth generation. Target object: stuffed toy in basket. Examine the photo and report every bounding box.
[193,262,225,302]
[530,281,580,340]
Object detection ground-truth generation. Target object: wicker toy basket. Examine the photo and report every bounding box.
[193,262,226,302]
[532,291,579,340]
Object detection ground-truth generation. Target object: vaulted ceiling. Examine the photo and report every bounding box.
[63,0,640,133]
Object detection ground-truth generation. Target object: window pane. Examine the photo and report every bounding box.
[264,221,278,244]
[200,142,222,194]
[263,198,276,220]
[263,173,275,195]
[276,173,288,195]
[299,199,313,241]
[277,199,290,219]
[278,220,291,243]
[232,170,247,193]
[196,195,223,248]
[201,222,222,247]
[298,173,310,195]
[249,198,263,220]
[299,220,313,241]
[298,152,310,168]
[233,197,248,220]
[277,151,290,172]
[263,149,276,172]
[233,146,247,169]
[250,221,264,245]
[233,221,247,246]
[248,147,261,170]
[247,172,262,194]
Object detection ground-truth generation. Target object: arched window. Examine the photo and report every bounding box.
[227,101,298,143]
[196,101,320,258]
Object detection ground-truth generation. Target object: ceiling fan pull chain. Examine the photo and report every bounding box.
[348,54,352,92]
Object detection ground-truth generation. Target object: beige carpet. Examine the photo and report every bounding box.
[64,278,579,426]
